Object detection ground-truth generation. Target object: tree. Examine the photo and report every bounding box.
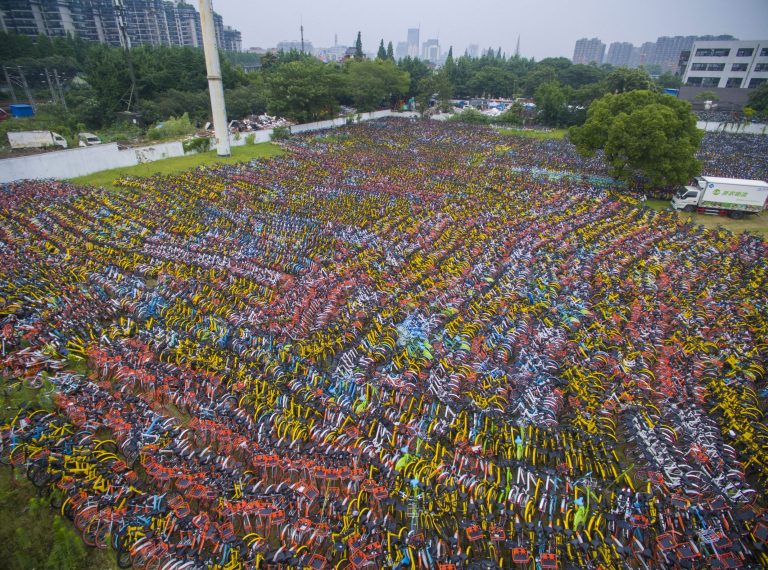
[354,32,364,60]
[386,41,394,61]
[534,81,567,126]
[559,64,605,89]
[443,46,456,82]
[342,60,409,112]
[604,67,655,94]
[398,56,431,98]
[656,72,682,90]
[225,78,268,119]
[415,71,452,116]
[376,40,387,61]
[266,59,340,122]
[746,83,768,116]
[523,65,557,97]
[467,66,515,98]
[570,90,702,186]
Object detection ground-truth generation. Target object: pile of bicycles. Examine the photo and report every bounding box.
[1,118,767,569]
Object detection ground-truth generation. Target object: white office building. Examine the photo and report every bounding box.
[682,40,768,89]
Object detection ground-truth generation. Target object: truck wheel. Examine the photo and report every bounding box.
[684,205,695,213]
[728,211,745,220]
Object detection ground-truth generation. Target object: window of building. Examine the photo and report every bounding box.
[695,48,730,57]
[754,63,768,72]
[686,77,703,86]
[731,63,748,72]
[749,78,767,88]
[736,48,754,57]
[761,48,768,57]
[725,77,742,88]
[701,77,720,87]
[691,63,725,72]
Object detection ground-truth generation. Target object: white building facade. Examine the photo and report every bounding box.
[683,40,768,89]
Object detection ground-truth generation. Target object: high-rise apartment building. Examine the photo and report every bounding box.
[605,42,634,67]
[572,38,605,65]
[466,44,480,58]
[650,36,697,73]
[0,0,241,51]
[572,35,740,74]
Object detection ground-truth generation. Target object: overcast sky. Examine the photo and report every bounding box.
[210,0,768,60]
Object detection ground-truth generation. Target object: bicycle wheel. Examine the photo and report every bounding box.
[116,548,133,569]
[83,519,108,548]
[27,462,52,489]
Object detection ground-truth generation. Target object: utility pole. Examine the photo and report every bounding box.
[17,66,35,111]
[53,69,68,111]
[198,0,230,156]
[44,67,59,105]
[2,66,18,103]
[114,0,138,112]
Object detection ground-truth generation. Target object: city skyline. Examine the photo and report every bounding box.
[211,0,767,60]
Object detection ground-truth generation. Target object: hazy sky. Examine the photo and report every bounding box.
[210,0,768,60]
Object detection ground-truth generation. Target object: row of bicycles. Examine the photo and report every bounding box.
[1,118,768,569]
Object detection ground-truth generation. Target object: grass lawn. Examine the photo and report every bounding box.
[645,198,768,238]
[71,142,284,190]
[497,128,568,140]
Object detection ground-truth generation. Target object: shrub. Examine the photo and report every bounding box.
[182,136,211,154]
[447,108,490,125]
[147,113,196,141]
[270,126,291,141]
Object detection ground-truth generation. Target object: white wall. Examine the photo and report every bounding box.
[0,111,419,184]
[698,121,768,134]
[0,140,184,183]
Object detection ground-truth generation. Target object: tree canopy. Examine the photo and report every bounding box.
[747,83,768,117]
[570,90,702,186]
[342,60,409,112]
[265,59,339,122]
[0,30,686,139]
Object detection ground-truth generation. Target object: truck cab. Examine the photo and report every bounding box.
[671,182,703,212]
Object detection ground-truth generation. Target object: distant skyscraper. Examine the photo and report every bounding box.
[605,42,634,67]
[395,41,409,60]
[572,38,605,65]
[422,38,439,63]
[466,44,480,58]
[407,27,420,58]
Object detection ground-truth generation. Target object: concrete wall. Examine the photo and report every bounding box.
[697,121,768,134]
[679,86,753,108]
[0,111,418,183]
[0,140,184,183]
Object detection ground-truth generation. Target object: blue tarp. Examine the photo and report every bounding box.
[9,104,34,117]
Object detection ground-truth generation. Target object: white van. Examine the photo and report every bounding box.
[78,132,102,147]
